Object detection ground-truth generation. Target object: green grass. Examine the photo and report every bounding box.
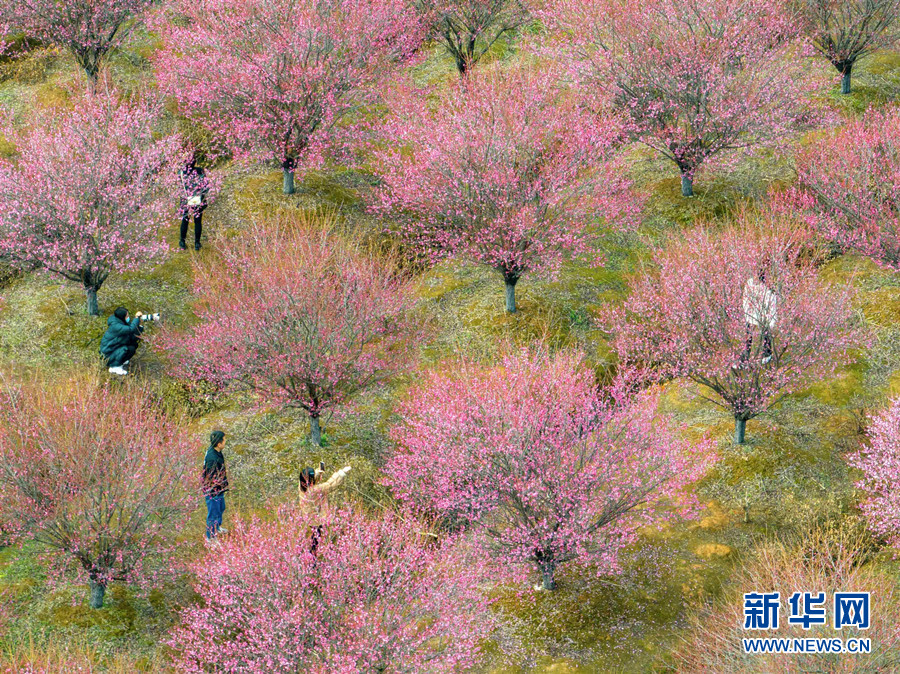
[486,527,735,673]
[823,50,900,114]
[0,246,194,373]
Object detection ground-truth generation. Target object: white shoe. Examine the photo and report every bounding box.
[217,527,228,535]
[108,366,127,376]
[761,355,772,365]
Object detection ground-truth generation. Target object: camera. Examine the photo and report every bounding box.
[137,312,160,322]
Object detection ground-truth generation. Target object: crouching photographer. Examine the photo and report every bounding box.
[99,306,160,376]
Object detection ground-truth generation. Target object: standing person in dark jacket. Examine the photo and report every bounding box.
[99,307,144,376]
[178,154,210,251]
[201,430,229,540]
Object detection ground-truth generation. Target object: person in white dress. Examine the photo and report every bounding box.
[741,266,777,366]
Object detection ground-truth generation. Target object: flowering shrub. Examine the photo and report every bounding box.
[609,215,863,443]
[547,0,815,195]
[416,0,532,75]
[1,0,153,81]
[374,67,638,313]
[0,374,196,608]
[0,85,181,315]
[851,397,900,545]
[169,507,494,673]
[155,0,426,194]
[385,347,715,590]
[157,214,418,446]
[788,106,900,268]
[802,0,900,94]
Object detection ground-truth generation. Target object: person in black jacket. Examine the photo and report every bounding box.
[201,430,229,540]
[99,307,144,376]
[178,154,210,251]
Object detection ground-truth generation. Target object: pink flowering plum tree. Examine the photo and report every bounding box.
[160,217,418,446]
[787,106,900,268]
[609,218,863,444]
[548,0,813,196]
[1,0,154,82]
[850,397,900,545]
[802,0,900,94]
[384,347,714,591]
[0,86,181,316]
[374,68,638,314]
[416,0,532,76]
[0,374,195,609]
[169,507,494,673]
[0,22,9,56]
[155,0,425,195]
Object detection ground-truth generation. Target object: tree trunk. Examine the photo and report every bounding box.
[283,167,295,195]
[76,50,100,90]
[86,69,98,93]
[86,287,99,316]
[841,64,852,95]
[455,40,475,76]
[455,53,467,76]
[310,414,322,447]
[89,579,106,609]
[505,278,518,313]
[681,172,694,197]
[734,417,747,445]
[540,563,556,591]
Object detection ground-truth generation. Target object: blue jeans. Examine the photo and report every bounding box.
[205,494,225,539]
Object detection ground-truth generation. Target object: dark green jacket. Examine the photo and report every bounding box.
[201,448,229,497]
[99,315,143,357]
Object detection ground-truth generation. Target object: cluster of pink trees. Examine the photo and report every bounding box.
[385,347,714,590]
[155,0,426,195]
[787,106,900,268]
[160,217,418,446]
[0,0,153,82]
[169,507,494,673]
[375,68,638,313]
[548,0,815,196]
[0,86,181,315]
[802,0,900,94]
[2,0,896,664]
[0,375,195,609]
[609,217,863,444]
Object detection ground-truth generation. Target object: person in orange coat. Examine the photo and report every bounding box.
[298,461,352,553]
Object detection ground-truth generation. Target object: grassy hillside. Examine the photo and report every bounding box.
[3,26,900,674]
